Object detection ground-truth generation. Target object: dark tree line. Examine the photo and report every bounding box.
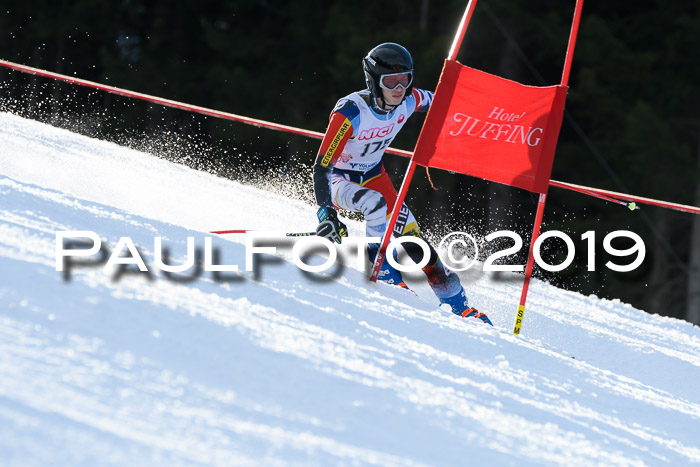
[1,0,698,323]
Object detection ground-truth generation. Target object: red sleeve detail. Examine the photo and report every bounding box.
[412,88,423,108]
[316,112,353,167]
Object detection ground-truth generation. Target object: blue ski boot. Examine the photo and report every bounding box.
[368,243,413,292]
[439,287,493,326]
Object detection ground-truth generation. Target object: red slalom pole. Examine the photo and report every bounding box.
[561,0,585,87]
[369,0,480,282]
[447,0,480,62]
[513,0,584,335]
[369,161,419,281]
[513,193,547,334]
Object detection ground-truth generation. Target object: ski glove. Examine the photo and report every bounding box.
[316,207,348,244]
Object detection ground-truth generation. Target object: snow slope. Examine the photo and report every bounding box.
[1,111,699,466]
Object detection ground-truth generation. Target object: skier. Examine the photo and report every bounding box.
[312,42,492,325]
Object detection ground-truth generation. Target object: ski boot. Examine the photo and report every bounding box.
[440,288,493,326]
[368,243,414,292]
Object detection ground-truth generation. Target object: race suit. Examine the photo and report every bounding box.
[312,88,464,302]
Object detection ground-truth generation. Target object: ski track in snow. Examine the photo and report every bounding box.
[1,111,699,466]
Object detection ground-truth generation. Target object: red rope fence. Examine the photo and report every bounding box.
[1,59,698,215]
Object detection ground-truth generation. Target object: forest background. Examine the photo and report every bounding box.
[1,0,698,323]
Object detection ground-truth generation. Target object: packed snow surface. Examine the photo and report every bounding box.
[1,111,699,466]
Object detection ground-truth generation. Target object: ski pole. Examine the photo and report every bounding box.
[548,182,639,211]
[579,189,639,211]
[210,229,316,236]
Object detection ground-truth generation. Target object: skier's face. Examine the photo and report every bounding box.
[380,86,405,109]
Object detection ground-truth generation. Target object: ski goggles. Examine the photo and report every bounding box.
[379,71,413,91]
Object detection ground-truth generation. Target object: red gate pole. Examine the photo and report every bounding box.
[513,0,584,334]
[561,0,585,88]
[513,193,547,334]
[370,0,479,282]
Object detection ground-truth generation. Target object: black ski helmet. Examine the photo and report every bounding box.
[362,42,414,104]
